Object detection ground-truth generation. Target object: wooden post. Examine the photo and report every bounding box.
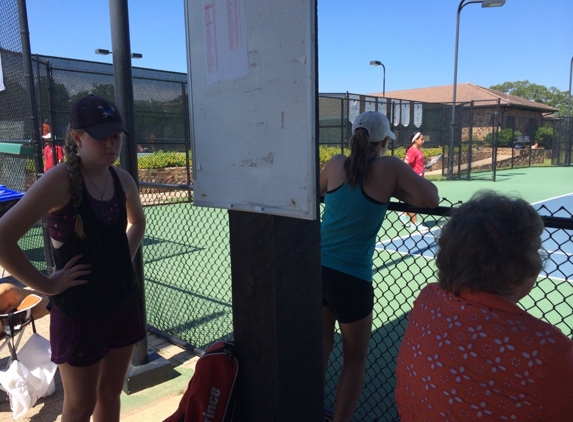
[229,211,322,421]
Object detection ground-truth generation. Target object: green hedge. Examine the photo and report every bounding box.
[136,151,190,169]
[317,145,441,163]
[134,147,443,169]
[484,128,521,147]
[28,147,444,173]
[319,146,350,162]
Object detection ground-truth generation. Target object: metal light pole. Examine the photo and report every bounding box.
[449,0,506,179]
[370,60,386,97]
[566,57,573,165]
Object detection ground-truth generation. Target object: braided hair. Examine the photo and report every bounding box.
[63,125,86,238]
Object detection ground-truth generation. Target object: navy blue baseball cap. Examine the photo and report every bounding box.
[69,94,130,140]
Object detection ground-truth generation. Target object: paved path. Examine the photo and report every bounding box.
[425,154,512,176]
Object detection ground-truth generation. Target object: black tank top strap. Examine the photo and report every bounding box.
[109,166,126,203]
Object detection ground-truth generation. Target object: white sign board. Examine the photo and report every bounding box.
[184,0,317,220]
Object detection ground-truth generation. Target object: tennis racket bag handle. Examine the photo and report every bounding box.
[163,341,238,422]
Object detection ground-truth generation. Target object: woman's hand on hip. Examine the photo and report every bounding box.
[48,254,91,295]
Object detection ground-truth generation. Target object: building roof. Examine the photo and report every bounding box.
[371,83,558,113]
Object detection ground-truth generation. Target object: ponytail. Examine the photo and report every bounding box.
[344,128,380,188]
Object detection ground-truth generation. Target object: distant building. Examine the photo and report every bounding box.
[371,83,558,141]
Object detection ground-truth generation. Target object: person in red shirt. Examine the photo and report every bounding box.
[43,139,64,172]
[401,132,426,230]
[395,190,573,421]
[403,132,425,176]
[41,119,51,137]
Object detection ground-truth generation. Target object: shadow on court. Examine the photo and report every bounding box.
[325,313,409,422]
[142,235,204,264]
[145,274,233,350]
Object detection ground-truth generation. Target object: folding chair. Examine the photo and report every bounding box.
[0,294,42,364]
[0,294,57,419]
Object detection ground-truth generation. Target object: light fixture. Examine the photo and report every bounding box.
[448,0,506,179]
[95,48,142,59]
[369,60,386,97]
[481,0,506,7]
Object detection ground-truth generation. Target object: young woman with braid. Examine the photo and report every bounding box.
[0,95,146,422]
[320,111,439,422]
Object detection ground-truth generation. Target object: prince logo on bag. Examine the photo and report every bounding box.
[164,341,238,422]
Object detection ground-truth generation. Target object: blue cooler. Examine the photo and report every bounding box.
[0,185,25,218]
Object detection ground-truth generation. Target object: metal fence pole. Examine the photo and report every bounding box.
[108,0,147,366]
[16,0,41,178]
[108,0,172,394]
[492,98,500,182]
[340,95,345,153]
[17,0,55,275]
[466,101,474,180]
[565,57,573,166]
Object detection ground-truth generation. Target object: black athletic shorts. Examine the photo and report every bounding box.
[322,266,374,324]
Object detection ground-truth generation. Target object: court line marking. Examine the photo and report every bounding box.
[379,197,572,281]
[544,249,572,258]
[531,192,573,205]
[539,274,568,282]
[375,227,440,250]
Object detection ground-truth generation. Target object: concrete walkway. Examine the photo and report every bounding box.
[0,283,199,422]
[425,154,513,177]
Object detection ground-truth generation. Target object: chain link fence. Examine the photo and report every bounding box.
[31,55,190,154]
[2,12,573,419]
[4,173,573,420]
[552,117,573,166]
[0,0,47,270]
[318,93,452,151]
[138,186,573,421]
[323,199,573,422]
[319,94,569,183]
[0,0,33,191]
[140,185,233,349]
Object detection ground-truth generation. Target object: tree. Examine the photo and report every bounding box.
[534,125,553,149]
[68,83,116,106]
[484,128,521,147]
[489,80,569,116]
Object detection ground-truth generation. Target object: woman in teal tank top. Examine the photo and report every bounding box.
[320,111,439,422]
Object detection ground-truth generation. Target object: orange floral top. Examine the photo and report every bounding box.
[396,283,573,421]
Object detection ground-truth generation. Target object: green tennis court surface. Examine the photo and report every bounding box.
[8,166,573,421]
[142,203,233,349]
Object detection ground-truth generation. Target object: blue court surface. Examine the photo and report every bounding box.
[376,193,573,282]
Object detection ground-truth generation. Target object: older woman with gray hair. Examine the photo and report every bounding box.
[396,190,573,421]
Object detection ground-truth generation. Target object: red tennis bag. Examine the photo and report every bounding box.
[163,341,238,422]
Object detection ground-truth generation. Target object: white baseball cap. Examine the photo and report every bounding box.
[352,111,395,143]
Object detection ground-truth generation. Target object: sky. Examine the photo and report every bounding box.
[24,0,573,96]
